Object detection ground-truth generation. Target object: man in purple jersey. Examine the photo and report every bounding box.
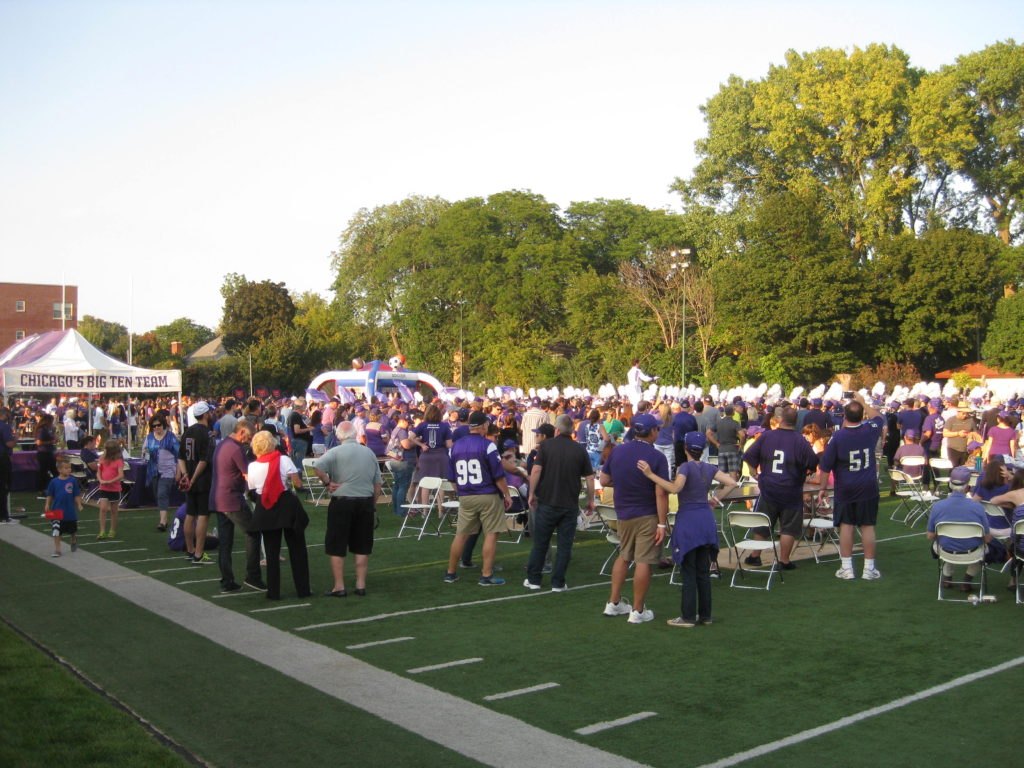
[896,399,924,439]
[599,413,669,624]
[741,407,819,570]
[817,396,884,580]
[444,411,512,586]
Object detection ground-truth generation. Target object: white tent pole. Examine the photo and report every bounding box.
[128,277,133,365]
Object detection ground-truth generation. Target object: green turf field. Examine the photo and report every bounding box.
[1,481,1021,768]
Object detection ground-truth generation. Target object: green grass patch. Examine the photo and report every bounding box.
[3,483,1022,768]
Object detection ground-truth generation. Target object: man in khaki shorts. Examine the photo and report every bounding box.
[598,413,669,623]
[444,411,512,585]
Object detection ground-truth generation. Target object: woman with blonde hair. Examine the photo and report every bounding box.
[246,429,310,600]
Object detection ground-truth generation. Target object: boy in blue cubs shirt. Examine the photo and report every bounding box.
[45,457,83,557]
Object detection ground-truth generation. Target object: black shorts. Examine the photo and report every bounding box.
[833,498,879,527]
[324,497,375,556]
[185,490,211,517]
[51,519,78,536]
[758,499,804,538]
[98,490,120,502]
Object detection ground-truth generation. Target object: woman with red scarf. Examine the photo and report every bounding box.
[246,430,311,600]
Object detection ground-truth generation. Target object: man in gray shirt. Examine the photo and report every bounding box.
[707,405,745,479]
[314,422,382,597]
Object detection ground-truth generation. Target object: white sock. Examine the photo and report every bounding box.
[841,557,853,571]
[865,558,875,571]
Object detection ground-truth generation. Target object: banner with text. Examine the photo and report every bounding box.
[6,368,182,393]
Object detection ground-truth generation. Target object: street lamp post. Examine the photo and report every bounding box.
[670,248,692,388]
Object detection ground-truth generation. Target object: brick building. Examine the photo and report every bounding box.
[0,282,78,345]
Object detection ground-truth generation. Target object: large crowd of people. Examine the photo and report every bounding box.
[2,381,1024,618]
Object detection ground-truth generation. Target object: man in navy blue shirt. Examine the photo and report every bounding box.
[599,413,668,624]
[742,407,819,569]
[671,400,699,469]
[927,465,990,593]
[445,411,511,586]
[817,396,884,581]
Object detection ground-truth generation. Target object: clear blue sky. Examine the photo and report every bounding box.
[1,0,1019,333]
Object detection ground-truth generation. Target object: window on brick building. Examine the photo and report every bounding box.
[15,330,25,340]
[15,300,25,312]
[52,302,73,319]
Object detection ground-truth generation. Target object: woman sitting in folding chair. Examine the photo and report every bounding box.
[638,432,737,628]
[990,468,1024,592]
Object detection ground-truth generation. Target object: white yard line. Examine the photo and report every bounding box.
[176,577,220,585]
[211,590,262,599]
[95,547,147,554]
[124,555,188,564]
[295,579,615,630]
[484,682,560,701]
[250,603,312,613]
[697,654,1024,768]
[347,636,416,650]
[408,658,483,674]
[576,712,657,735]
[148,566,200,574]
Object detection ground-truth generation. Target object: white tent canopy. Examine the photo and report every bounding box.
[0,329,181,397]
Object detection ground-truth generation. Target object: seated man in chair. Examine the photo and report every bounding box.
[927,466,991,593]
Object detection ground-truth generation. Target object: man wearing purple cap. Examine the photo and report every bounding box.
[896,399,924,440]
[927,466,991,593]
[816,395,884,581]
[599,413,668,623]
[803,398,829,431]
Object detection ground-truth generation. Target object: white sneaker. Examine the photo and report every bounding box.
[522,579,541,591]
[627,608,654,624]
[550,585,568,593]
[603,599,632,617]
[862,568,882,580]
[835,567,856,580]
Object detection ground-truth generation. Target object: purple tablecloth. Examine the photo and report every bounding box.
[11,451,40,492]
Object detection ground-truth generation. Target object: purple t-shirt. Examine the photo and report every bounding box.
[416,421,452,451]
[742,429,819,509]
[448,433,503,496]
[601,440,668,520]
[676,461,717,505]
[819,419,882,503]
[921,412,944,451]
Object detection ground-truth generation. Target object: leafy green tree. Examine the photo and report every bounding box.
[332,195,451,354]
[151,318,215,358]
[710,191,878,383]
[872,228,1006,372]
[678,44,921,258]
[982,291,1024,372]
[911,40,1024,245]
[79,315,127,356]
[220,277,296,351]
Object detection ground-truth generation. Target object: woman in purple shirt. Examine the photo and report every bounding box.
[983,413,1017,467]
[410,404,453,500]
[639,432,737,628]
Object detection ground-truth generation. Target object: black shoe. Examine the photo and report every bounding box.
[156,523,167,532]
[779,561,798,571]
[354,588,367,596]
[244,579,268,592]
[709,568,721,579]
[743,555,762,566]
[220,582,242,593]
[324,588,347,597]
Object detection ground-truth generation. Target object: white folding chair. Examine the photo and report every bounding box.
[301,458,328,505]
[798,488,840,564]
[398,476,444,539]
[934,521,987,603]
[597,505,624,575]
[889,460,937,525]
[929,458,953,495]
[727,510,783,590]
[1014,519,1024,606]
[498,486,527,543]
